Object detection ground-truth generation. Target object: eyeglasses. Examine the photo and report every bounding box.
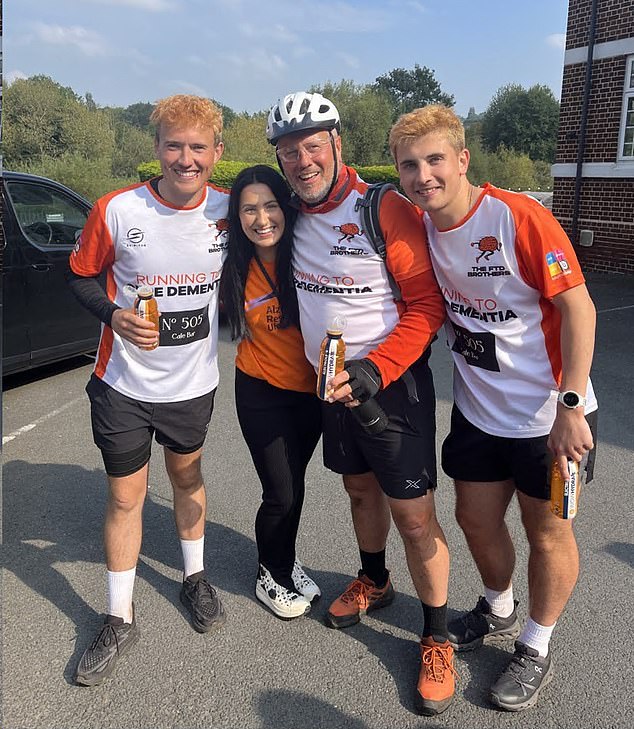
[276,137,331,163]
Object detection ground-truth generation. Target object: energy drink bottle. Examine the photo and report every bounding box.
[316,316,346,400]
[550,458,580,519]
[134,285,160,351]
[316,315,388,435]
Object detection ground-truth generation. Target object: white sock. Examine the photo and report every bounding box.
[484,585,515,618]
[181,535,205,579]
[107,567,136,623]
[519,616,555,657]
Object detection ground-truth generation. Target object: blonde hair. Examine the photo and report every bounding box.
[389,105,465,162]
[151,95,223,145]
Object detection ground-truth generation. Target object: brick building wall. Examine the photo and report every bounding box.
[552,0,634,274]
[566,0,634,47]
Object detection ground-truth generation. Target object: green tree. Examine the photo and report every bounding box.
[481,84,559,162]
[311,80,393,165]
[119,101,155,132]
[3,75,114,166]
[223,112,277,164]
[374,64,454,120]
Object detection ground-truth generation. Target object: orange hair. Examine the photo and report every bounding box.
[389,105,465,162]
[151,94,223,144]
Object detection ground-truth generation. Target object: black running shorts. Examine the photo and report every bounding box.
[441,405,597,499]
[86,374,216,477]
[321,356,437,500]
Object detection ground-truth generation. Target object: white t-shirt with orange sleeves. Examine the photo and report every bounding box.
[292,167,445,387]
[70,180,229,402]
[424,183,598,438]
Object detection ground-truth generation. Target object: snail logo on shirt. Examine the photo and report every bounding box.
[208,218,229,253]
[546,250,572,279]
[124,228,146,248]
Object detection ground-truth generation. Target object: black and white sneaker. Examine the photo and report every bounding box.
[447,596,520,651]
[291,559,321,603]
[75,605,139,686]
[256,564,311,620]
[180,571,226,633]
[490,641,554,711]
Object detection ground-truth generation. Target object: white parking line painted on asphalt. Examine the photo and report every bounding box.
[597,304,634,313]
[2,396,85,445]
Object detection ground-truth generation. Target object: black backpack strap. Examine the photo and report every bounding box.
[354,182,401,301]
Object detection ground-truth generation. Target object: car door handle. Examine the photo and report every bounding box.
[31,263,53,272]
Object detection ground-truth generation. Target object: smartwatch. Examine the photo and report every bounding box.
[557,390,586,409]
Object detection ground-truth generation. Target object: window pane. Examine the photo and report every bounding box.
[630,59,634,88]
[7,182,89,247]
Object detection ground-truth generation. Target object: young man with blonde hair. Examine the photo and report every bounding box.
[390,105,598,711]
[68,94,229,685]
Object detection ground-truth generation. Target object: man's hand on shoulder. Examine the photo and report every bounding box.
[111,308,160,349]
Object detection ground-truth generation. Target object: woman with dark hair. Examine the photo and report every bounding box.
[221,165,322,620]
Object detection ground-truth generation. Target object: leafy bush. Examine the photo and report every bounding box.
[137,160,280,188]
[354,165,399,185]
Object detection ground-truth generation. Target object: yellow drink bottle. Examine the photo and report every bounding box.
[550,458,580,519]
[134,285,160,351]
[316,316,346,401]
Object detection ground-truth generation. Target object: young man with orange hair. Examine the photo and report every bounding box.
[68,94,228,685]
[390,105,598,711]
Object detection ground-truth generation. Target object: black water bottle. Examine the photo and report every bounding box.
[350,398,389,435]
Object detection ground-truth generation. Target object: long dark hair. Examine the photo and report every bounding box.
[221,165,299,341]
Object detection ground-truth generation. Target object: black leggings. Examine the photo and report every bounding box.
[235,368,322,590]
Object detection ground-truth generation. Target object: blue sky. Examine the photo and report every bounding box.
[5,0,569,117]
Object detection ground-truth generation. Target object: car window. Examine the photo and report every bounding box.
[7,180,89,248]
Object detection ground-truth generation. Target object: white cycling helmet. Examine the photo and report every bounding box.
[266,92,340,145]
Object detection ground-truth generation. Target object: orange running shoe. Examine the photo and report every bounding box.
[415,636,458,716]
[327,572,395,629]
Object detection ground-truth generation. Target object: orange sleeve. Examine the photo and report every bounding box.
[69,195,116,276]
[365,190,446,386]
[512,198,585,298]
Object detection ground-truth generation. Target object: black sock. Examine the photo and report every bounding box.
[359,549,388,587]
[421,602,448,642]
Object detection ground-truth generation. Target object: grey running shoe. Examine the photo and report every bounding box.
[180,571,226,633]
[490,641,553,711]
[75,606,139,686]
[447,596,520,651]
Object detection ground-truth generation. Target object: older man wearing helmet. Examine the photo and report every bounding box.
[266,91,455,716]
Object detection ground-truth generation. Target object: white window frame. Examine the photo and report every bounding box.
[617,55,634,161]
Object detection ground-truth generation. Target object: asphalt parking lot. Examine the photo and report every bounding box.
[2,271,633,729]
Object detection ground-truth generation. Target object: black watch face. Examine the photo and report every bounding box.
[563,391,580,407]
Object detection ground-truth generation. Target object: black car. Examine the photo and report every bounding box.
[2,171,101,375]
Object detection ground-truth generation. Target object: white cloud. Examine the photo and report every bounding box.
[224,49,288,76]
[405,1,428,13]
[83,0,175,10]
[336,51,361,70]
[33,23,109,57]
[170,80,209,96]
[5,69,29,85]
[238,22,299,44]
[546,33,566,50]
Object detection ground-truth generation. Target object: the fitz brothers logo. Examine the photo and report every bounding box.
[467,235,510,278]
[330,222,367,256]
[208,218,229,253]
